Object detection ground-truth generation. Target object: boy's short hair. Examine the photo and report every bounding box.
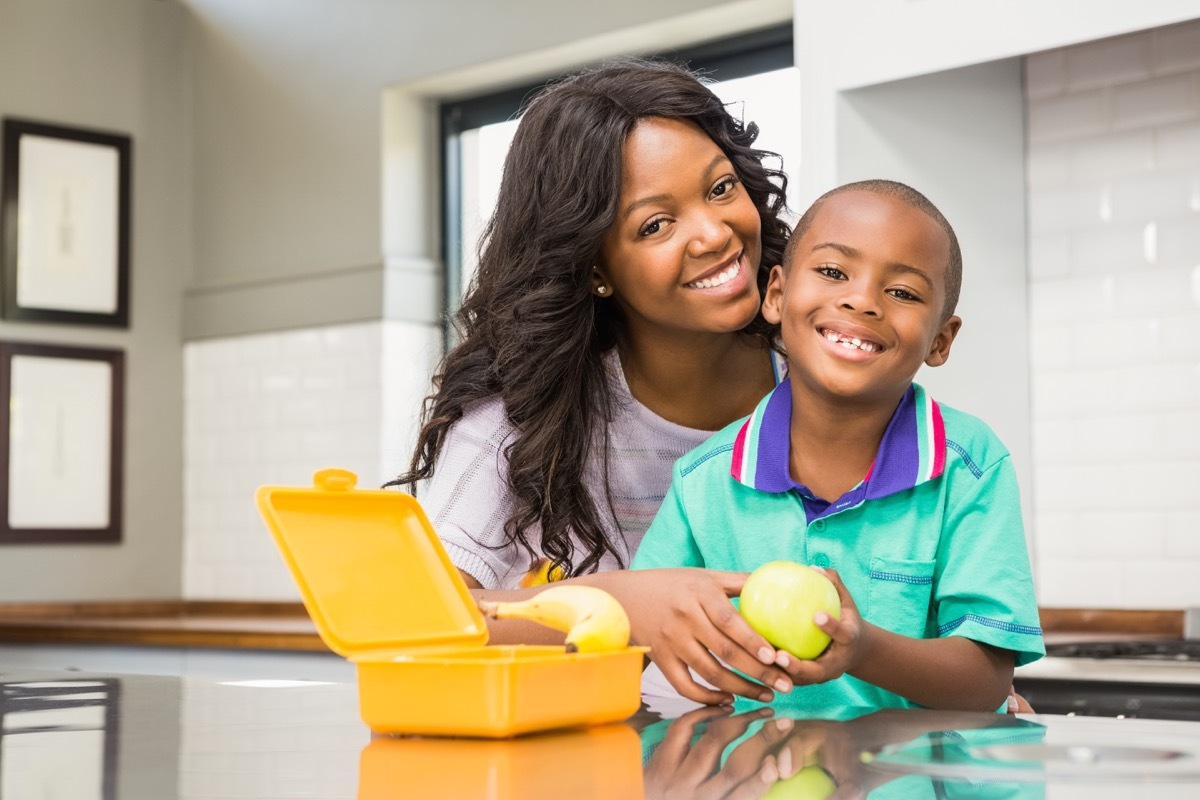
[784,179,962,320]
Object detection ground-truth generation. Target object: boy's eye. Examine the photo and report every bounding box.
[888,287,920,301]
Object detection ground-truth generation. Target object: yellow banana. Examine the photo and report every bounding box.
[478,585,631,653]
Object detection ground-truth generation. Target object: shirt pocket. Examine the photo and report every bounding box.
[867,557,936,639]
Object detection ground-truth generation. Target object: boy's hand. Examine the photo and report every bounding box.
[773,568,868,686]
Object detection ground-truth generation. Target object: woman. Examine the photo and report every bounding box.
[390,57,792,705]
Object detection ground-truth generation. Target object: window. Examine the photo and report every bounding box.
[439,25,798,338]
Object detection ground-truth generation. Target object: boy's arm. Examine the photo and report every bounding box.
[778,569,1015,711]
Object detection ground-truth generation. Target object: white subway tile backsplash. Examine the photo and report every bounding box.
[1112,173,1200,224]
[1025,50,1067,98]
[1027,234,1071,281]
[1028,25,1200,611]
[1029,277,1116,325]
[1070,223,1146,273]
[1111,74,1198,130]
[1028,90,1107,142]
[1026,143,1070,189]
[1156,216,1200,268]
[1159,314,1200,360]
[1028,186,1110,234]
[1035,558,1126,607]
[1110,265,1199,316]
[183,320,431,600]
[1068,130,1154,182]
[1157,121,1200,169]
[1154,19,1200,74]
[1065,34,1151,91]
[1074,414,1163,460]
[1159,409,1200,459]
[1070,317,1162,367]
[1031,416,1075,462]
[1119,561,1200,607]
[1166,511,1200,557]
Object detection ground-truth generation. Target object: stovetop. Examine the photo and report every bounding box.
[1044,639,1200,661]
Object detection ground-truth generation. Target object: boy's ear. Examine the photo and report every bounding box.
[924,315,962,367]
[762,265,786,324]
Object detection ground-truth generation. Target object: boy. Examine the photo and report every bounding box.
[632,180,1044,712]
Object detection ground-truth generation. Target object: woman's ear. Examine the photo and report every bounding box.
[924,315,962,367]
[761,265,786,324]
[591,267,612,297]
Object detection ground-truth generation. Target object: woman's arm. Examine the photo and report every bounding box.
[459,566,797,705]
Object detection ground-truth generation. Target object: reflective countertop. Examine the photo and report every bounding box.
[5,667,1200,799]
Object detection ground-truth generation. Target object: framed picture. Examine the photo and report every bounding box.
[1,118,131,327]
[0,342,124,544]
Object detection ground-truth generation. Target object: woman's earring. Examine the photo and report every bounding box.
[596,285,609,296]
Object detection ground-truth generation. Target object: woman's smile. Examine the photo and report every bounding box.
[684,251,749,292]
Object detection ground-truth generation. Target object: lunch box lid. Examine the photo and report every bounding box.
[255,468,489,657]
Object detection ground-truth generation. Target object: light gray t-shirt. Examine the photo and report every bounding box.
[421,350,718,589]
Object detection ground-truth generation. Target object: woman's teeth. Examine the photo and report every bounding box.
[686,260,740,289]
[823,329,879,352]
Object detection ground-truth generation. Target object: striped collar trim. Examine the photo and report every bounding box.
[730,381,945,512]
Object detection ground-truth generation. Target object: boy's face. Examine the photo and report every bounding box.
[763,190,961,406]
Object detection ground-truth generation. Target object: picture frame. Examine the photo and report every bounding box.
[0,342,124,544]
[1,118,131,327]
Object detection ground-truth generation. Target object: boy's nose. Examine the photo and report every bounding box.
[838,284,882,316]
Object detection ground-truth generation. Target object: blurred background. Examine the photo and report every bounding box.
[0,0,1197,615]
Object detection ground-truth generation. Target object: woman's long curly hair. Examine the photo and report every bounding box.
[389,57,789,577]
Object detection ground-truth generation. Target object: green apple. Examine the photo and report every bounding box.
[740,560,841,659]
[762,765,837,799]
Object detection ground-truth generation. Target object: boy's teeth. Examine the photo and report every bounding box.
[823,329,878,352]
[687,260,739,289]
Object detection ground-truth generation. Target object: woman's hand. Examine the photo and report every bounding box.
[644,706,784,800]
[645,708,868,800]
[583,568,794,705]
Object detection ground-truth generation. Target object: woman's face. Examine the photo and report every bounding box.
[595,116,763,343]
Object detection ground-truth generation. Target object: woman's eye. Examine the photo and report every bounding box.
[711,177,739,198]
[639,218,666,237]
[816,265,845,279]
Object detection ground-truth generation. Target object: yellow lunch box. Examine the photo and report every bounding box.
[255,468,648,738]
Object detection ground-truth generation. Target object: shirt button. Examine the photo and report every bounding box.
[814,554,831,568]
[812,520,826,531]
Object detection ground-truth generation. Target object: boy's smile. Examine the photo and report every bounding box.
[764,190,961,408]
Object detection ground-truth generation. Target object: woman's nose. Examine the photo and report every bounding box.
[686,210,733,258]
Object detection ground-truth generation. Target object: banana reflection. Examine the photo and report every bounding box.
[642,705,1047,800]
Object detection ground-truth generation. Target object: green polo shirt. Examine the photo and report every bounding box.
[632,380,1044,711]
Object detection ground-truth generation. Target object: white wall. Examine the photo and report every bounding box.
[1025,21,1200,608]
[0,0,189,600]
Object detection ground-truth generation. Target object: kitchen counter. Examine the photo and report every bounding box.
[0,600,325,651]
[5,666,1200,799]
